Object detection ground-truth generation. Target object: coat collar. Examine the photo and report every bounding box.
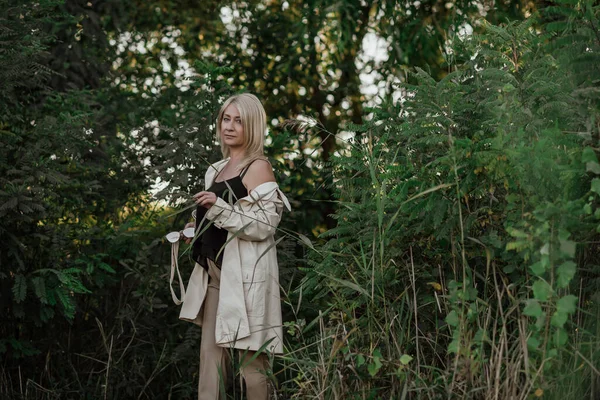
[205,158,230,187]
[247,182,292,212]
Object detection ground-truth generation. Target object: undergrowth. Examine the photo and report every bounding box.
[278,3,600,399]
[2,1,600,399]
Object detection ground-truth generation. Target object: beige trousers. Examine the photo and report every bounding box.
[198,259,269,400]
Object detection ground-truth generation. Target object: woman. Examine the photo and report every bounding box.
[179,93,290,400]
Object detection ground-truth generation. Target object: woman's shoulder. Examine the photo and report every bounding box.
[243,158,275,190]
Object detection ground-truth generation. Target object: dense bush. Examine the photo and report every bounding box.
[283,3,600,399]
[2,0,599,399]
[0,1,196,397]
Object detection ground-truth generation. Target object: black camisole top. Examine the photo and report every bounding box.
[192,164,250,269]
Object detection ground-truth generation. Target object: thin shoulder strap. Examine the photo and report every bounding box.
[239,165,251,179]
[240,158,271,179]
[240,158,271,178]
[240,159,258,179]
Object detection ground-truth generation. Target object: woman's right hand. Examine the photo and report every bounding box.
[183,221,195,244]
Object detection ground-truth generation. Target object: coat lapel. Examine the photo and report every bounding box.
[205,158,229,189]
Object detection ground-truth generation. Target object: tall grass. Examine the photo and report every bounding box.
[3,2,600,399]
[276,8,600,399]
[276,143,600,398]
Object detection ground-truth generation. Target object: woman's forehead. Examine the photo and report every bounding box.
[223,104,240,117]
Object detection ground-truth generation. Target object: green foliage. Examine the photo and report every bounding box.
[2,0,599,398]
[287,2,600,398]
[1,0,91,343]
[0,2,196,397]
[144,60,234,204]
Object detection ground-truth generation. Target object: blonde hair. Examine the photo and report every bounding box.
[216,93,267,170]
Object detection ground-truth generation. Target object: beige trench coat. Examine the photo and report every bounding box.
[178,159,290,354]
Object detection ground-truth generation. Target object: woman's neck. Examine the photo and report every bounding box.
[228,148,245,165]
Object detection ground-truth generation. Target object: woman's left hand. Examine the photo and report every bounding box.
[193,191,217,209]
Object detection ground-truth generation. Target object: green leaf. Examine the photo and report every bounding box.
[32,277,47,304]
[313,271,369,296]
[556,261,576,288]
[529,261,545,276]
[367,362,379,377]
[373,348,382,359]
[554,327,568,347]
[46,287,57,306]
[506,240,530,251]
[297,233,315,250]
[448,338,460,354]
[56,288,75,319]
[527,336,540,351]
[56,271,69,285]
[582,147,599,163]
[557,294,578,314]
[12,274,27,303]
[532,279,552,302]
[507,228,529,238]
[523,299,543,318]
[559,239,576,258]
[368,349,383,377]
[98,262,116,274]
[446,310,460,327]
[474,328,487,344]
[551,295,578,328]
[551,310,568,328]
[399,354,413,365]
[586,162,600,174]
[591,178,600,194]
[356,354,365,367]
[535,312,546,331]
[503,264,516,274]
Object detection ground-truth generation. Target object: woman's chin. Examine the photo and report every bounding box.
[225,141,244,149]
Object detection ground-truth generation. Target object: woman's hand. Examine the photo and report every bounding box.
[182,221,195,244]
[193,191,217,209]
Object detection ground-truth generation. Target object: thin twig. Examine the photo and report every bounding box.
[409,246,421,375]
[104,336,113,400]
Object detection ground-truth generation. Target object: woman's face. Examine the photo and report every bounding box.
[220,104,244,150]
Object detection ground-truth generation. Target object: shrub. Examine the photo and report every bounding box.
[284,3,600,398]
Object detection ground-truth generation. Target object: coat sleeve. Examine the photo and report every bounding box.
[204,189,284,241]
